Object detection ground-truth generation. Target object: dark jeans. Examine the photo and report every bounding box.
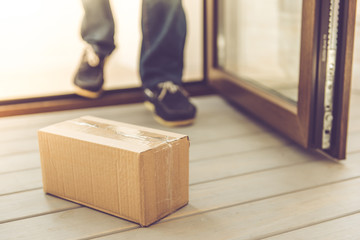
[81,0,187,89]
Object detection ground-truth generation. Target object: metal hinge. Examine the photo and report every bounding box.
[322,0,340,149]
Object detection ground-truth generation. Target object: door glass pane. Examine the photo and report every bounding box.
[217,0,303,103]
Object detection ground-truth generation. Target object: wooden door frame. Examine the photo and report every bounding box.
[326,0,357,158]
[206,0,320,147]
[206,0,357,159]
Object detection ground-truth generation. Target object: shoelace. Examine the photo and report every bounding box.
[144,81,188,100]
[85,45,100,67]
[158,81,181,100]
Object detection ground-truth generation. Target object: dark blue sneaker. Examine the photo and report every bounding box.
[73,46,106,99]
[144,81,197,127]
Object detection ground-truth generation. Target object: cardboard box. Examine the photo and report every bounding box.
[38,116,189,226]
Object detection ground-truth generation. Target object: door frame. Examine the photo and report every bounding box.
[205,0,356,159]
[325,0,357,158]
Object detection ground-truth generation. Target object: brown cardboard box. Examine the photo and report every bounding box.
[38,116,189,226]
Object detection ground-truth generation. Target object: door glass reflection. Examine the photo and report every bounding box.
[217,0,303,103]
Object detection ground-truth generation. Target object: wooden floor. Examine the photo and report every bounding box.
[1,94,360,239]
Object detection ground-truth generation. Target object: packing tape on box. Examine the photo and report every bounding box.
[68,119,177,148]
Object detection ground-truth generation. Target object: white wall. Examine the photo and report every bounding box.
[0,0,203,100]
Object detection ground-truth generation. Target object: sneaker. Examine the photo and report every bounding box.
[73,46,106,99]
[144,81,197,127]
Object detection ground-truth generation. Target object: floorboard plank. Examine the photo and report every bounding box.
[0,189,80,224]
[1,94,357,157]
[0,108,262,148]
[0,119,286,177]
[1,124,357,176]
[263,213,360,240]
[1,94,360,239]
[95,178,360,240]
[0,144,316,223]
[0,152,40,174]
[189,144,319,185]
[190,131,289,161]
[5,151,360,239]
[166,152,360,222]
[0,130,290,196]
[0,138,38,158]
[0,208,138,240]
[0,169,42,195]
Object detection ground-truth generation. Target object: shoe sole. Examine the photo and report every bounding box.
[144,101,195,127]
[73,84,103,99]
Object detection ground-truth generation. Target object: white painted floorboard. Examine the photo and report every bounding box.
[0,95,359,239]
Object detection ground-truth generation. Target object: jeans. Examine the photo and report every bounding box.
[81,0,187,89]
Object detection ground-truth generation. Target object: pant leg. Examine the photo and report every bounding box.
[140,0,187,89]
[81,0,116,57]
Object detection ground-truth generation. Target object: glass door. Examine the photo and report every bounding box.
[206,0,357,159]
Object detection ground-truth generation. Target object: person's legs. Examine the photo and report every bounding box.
[73,0,115,98]
[141,0,196,127]
[140,0,186,89]
[81,0,115,57]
